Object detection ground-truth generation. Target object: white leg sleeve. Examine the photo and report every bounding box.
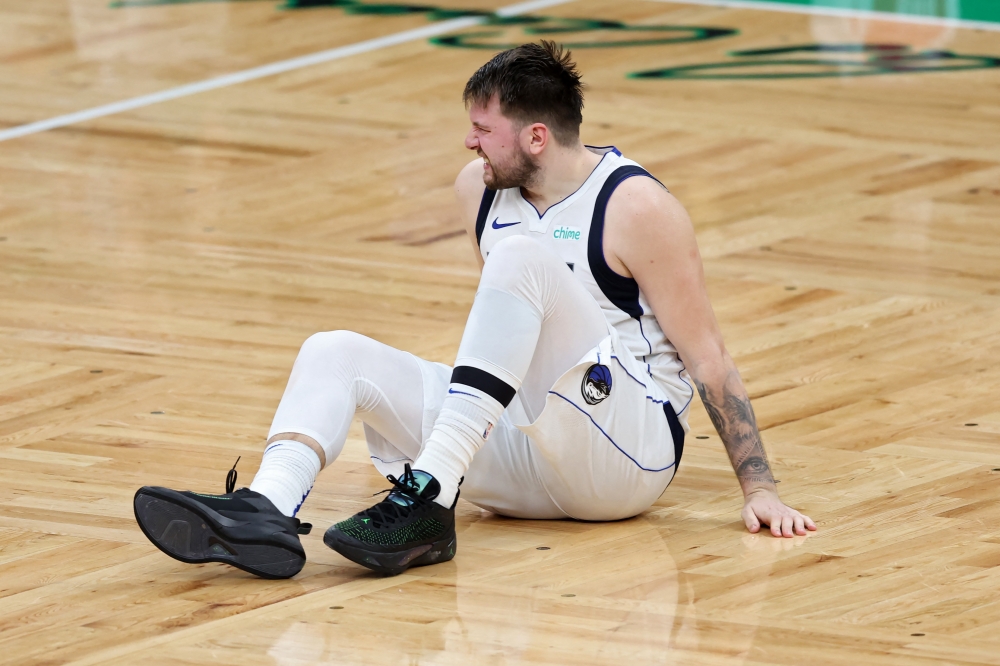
[414,236,610,505]
[458,235,609,420]
[266,331,427,466]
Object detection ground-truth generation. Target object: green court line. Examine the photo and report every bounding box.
[665,0,1000,25]
[755,0,998,23]
[629,44,1000,79]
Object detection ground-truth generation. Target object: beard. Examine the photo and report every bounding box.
[482,147,539,191]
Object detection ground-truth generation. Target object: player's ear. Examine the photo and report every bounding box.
[525,122,548,155]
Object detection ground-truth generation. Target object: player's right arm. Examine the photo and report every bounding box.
[604,178,816,538]
[455,158,487,270]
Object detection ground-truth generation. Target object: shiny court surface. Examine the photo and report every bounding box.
[1,1,1000,664]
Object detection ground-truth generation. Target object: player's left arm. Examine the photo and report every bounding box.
[604,178,816,538]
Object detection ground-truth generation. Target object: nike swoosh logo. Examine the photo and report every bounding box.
[448,388,479,398]
[492,218,521,230]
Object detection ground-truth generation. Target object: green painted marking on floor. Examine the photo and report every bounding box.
[107,0,999,81]
[111,0,740,49]
[111,0,1000,25]
[715,0,1000,24]
[630,43,1000,79]
[431,20,735,49]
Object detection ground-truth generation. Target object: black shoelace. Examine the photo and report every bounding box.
[226,456,240,494]
[223,455,313,534]
[363,464,430,529]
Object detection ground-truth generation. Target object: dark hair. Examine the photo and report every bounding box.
[463,41,584,146]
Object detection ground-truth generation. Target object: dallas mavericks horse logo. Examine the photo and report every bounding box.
[581,364,612,405]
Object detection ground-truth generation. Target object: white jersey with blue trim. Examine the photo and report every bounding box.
[475,145,694,415]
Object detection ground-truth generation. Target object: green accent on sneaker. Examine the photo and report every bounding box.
[336,516,445,546]
[190,493,231,499]
[410,470,434,493]
[387,469,434,506]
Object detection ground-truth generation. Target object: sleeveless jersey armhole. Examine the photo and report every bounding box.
[588,165,666,319]
[474,188,498,247]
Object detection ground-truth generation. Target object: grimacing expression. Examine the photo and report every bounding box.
[465,100,540,190]
[483,142,539,190]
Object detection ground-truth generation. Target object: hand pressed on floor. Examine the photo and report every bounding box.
[743,488,816,537]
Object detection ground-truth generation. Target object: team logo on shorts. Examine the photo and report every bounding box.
[581,364,612,405]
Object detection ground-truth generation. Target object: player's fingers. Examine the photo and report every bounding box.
[804,514,817,530]
[781,515,794,538]
[770,517,782,537]
[743,506,761,533]
[793,515,806,535]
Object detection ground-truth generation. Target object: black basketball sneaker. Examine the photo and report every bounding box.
[133,459,311,580]
[324,464,457,576]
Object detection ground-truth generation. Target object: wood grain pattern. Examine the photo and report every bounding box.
[1,0,999,663]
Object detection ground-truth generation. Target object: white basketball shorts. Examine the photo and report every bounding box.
[366,325,688,521]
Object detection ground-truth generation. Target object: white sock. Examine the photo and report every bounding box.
[249,440,321,517]
[415,385,506,508]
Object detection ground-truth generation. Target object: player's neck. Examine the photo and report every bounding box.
[520,143,603,215]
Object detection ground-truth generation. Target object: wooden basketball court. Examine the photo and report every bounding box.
[2,0,999,662]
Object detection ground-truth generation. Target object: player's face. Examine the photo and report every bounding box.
[465,97,539,190]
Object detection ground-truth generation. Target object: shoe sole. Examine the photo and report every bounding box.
[133,489,305,580]
[323,529,456,576]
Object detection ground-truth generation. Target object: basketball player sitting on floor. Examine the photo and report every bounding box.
[133,41,816,579]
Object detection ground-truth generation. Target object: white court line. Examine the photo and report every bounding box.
[0,0,572,143]
[649,0,1000,32]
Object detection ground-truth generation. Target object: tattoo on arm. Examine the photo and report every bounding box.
[695,374,775,490]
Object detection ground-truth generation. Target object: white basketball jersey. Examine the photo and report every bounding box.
[476,146,694,415]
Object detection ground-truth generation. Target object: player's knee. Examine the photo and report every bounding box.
[486,235,546,266]
[481,236,553,290]
[298,330,374,363]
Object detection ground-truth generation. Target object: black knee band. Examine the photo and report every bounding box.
[450,366,516,407]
